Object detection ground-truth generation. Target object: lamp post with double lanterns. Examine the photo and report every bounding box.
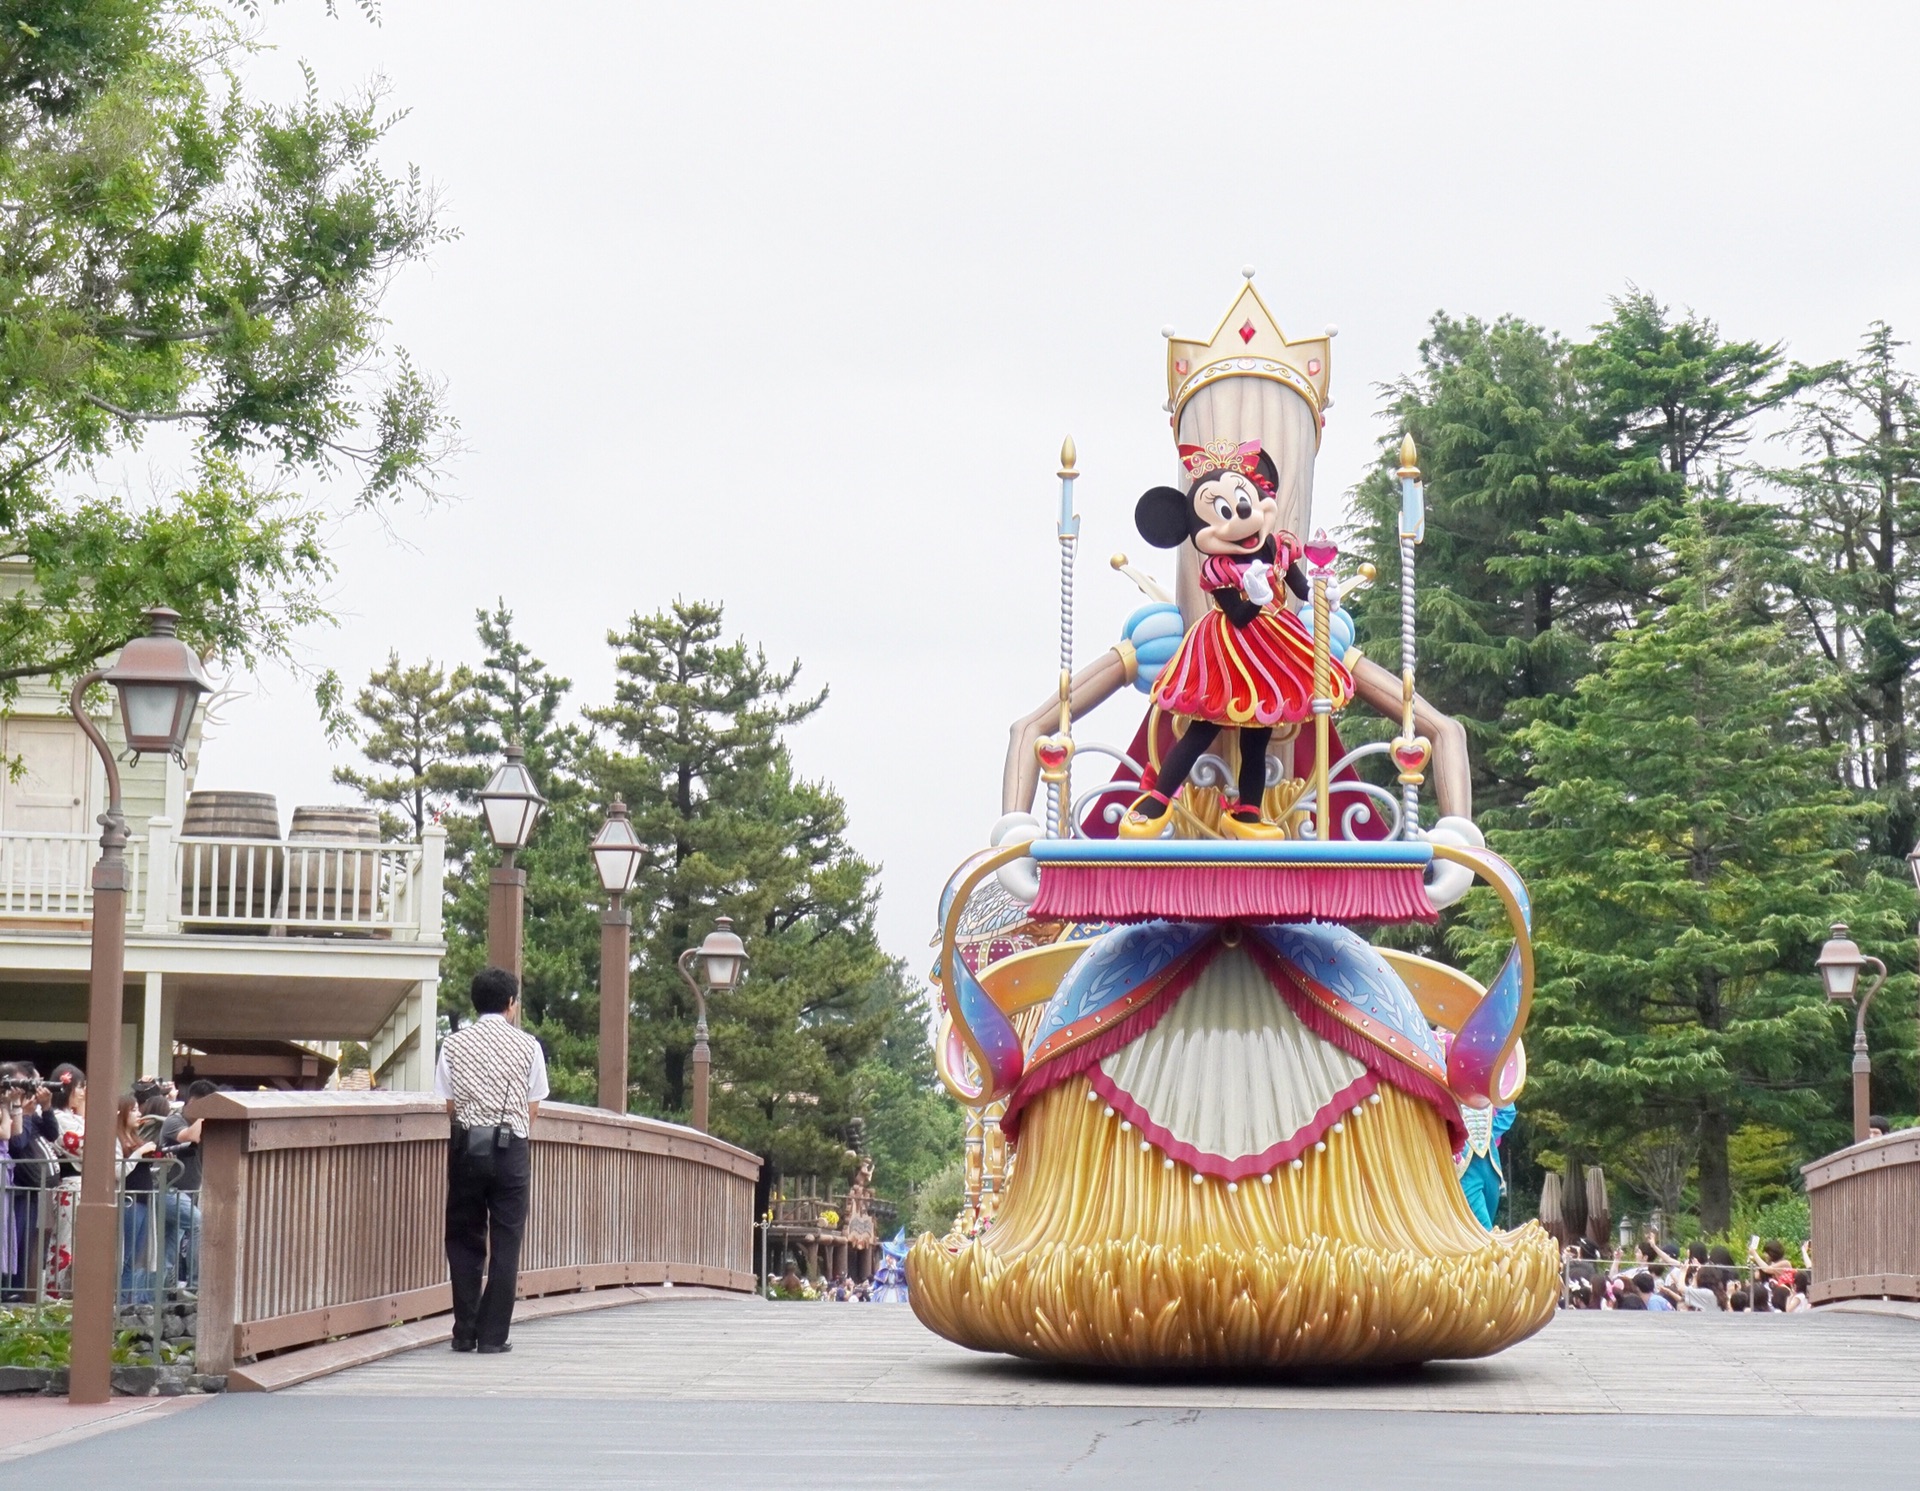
[477,743,546,987]
[677,917,748,1133]
[67,607,212,1405]
[591,797,645,1112]
[1816,922,1888,1145]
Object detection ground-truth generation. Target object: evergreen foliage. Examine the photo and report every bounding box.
[328,653,474,838]
[1349,290,1920,1228]
[334,599,958,1200]
[585,600,888,1183]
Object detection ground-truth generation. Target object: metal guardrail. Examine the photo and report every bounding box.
[1,1161,200,1369]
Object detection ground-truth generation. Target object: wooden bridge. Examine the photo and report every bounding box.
[188,1090,760,1381]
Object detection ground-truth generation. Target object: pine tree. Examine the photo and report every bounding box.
[1769,325,1920,860]
[851,961,965,1217]
[1344,295,1790,817]
[331,654,475,838]
[440,606,601,1078]
[1461,554,1913,1231]
[587,600,892,1182]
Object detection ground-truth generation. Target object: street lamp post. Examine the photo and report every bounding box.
[477,743,545,988]
[676,917,748,1133]
[591,797,644,1112]
[1816,922,1888,1145]
[68,607,211,1405]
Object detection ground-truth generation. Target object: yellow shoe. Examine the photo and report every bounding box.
[1116,792,1172,839]
[1221,810,1283,841]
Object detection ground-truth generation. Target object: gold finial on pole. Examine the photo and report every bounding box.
[1059,435,1077,477]
[1396,432,1420,479]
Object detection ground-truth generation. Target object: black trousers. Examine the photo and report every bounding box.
[445,1130,530,1347]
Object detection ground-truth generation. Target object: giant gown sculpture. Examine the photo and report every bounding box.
[906,272,1560,1370]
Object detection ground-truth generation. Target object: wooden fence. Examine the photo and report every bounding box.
[1803,1128,1920,1305]
[191,1091,760,1373]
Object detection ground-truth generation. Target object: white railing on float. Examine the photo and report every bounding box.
[0,831,144,922]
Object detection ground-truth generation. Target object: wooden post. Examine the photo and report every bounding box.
[193,1120,248,1377]
[598,907,631,1112]
[488,861,525,989]
[69,869,125,1403]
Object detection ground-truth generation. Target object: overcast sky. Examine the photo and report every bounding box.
[178,1,1920,971]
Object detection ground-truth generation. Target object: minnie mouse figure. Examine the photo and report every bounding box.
[1120,437,1353,839]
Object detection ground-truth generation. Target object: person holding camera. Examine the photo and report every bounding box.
[432,967,548,1354]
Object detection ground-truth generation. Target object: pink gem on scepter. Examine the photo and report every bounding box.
[1304,529,1339,571]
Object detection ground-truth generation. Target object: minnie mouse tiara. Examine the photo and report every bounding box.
[1177,438,1272,490]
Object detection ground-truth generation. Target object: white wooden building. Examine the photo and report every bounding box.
[0,585,445,1090]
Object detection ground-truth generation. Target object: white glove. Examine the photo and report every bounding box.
[1242,560,1274,606]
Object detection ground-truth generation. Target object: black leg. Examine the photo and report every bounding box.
[477,1140,530,1347]
[1234,727,1273,816]
[445,1141,488,1343]
[1149,721,1221,811]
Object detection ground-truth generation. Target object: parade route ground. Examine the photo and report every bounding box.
[5,1298,1919,1488]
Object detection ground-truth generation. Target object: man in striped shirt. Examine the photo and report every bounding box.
[433,967,549,1353]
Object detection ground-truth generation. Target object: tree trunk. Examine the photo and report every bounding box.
[1698,1108,1731,1233]
[664,1045,685,1115]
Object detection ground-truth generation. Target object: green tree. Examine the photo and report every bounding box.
[587,600,891,1183]
[1465,574,1913,1231]
[441,605,601,1082]
[0,0,452,702]
[1768,324,1920,860]
[331,653,473,838]
[849,961,962,1216]
[1345,294,1789,815]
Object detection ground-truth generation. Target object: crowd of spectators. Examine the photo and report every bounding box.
[1561,1236,1814,1312]
[1,1060,217,1305]
[771,1265,877,1302]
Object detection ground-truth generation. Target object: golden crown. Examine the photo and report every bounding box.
[1165,270,1333,435]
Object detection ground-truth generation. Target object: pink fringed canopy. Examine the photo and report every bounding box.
[1030,861,1437,925]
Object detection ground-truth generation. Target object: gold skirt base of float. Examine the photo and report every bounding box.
[907,1078,1560,1371]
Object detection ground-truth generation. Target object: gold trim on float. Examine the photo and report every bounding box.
[908,1077,1559,1368]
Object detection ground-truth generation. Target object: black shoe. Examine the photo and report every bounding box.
[451,1337,477,1353]
[477,1342,512,1354]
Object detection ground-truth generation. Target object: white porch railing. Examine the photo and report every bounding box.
[0,831,144,922]
[0,821,444,941]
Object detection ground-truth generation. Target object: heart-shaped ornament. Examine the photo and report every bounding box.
[1392,737,1431,772]
[1303,529,1339,570]
[1035,737,1071,770]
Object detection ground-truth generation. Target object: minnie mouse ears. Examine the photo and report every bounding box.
[1134,487,1191,549]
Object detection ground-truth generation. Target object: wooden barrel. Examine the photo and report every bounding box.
[179,791,281,928]
[287,805,381,929]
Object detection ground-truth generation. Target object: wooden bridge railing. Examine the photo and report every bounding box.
[1803,1127,1920,1305]
[189,1091,760,1373]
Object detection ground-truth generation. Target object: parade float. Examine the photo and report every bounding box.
[907,271,1559,1371]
